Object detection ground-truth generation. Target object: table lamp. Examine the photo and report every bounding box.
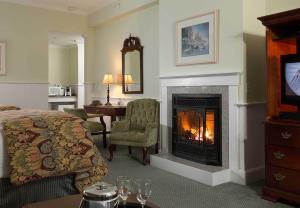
[102,74,114,106]
[124,74,134,91]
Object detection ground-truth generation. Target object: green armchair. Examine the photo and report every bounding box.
[108,99,159,165]
[63,108,107,148]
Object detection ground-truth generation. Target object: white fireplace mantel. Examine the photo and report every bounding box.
[150,72,264,186]
[160,72,240,87]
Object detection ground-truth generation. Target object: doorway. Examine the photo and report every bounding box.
[48,32,85,110]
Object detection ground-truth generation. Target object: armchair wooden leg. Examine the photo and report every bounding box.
[103,130,107,148]
[155,143,159,154]
[128,146,132,155]
[142,147,149,165]
[108,144,115,161]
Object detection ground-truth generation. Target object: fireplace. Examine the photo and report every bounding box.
[172,94,221,166]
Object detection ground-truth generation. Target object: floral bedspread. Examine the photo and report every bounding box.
[0,109,108,192]
[0,104,20,111]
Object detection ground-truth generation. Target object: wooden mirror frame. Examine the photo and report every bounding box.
[121,35,144,94]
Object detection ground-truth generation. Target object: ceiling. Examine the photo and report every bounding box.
[0,0,118,15]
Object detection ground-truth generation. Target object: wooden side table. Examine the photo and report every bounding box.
[84,105,126,122]
[23,194,160,208]
[84,105,126,148]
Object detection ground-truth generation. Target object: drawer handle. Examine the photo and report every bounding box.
[273,173,285,182]
[281,131,292,140]
[273,151,285,160]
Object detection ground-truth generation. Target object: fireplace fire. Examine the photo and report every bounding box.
[178,111,215,144]
[172,94,221,166]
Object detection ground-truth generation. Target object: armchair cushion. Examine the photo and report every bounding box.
[111,120,130,132]
[109,131,145,143]
[83,121,105,133]
[64,108,88,120]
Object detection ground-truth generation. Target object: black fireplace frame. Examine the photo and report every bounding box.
[172,94,222,166]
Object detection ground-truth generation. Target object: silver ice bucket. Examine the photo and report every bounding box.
[79,182,119,208]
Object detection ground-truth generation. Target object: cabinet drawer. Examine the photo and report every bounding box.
[267,145,300,171]
[266,123,300,148]
[266,165,300,194]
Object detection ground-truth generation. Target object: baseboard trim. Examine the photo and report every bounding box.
[231,166,265,185]
[245,166,265,184]
[150,154,231,186]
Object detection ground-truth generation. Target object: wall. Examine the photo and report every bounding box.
[242,0,266,103]
[158,0,267,184]
[159,0,243,78]
[92,3,159,103]
[0,2,93,109]
[48,45,78,85]
[266,0,300,15]
[69,46,78,85]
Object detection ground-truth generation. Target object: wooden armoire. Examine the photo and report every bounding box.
[258,9,300,204]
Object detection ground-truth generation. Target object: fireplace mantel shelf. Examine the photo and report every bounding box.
[160,72,240,87]
[160,72,241,79]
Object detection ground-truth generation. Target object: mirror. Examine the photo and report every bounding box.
[121,35,143,94]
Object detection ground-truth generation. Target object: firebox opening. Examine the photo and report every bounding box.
[172,94,221,166]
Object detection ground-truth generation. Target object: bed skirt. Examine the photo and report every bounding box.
[0,174,78,208]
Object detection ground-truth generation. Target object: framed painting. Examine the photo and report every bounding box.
[0,41,6,75]
[176,10,219,66]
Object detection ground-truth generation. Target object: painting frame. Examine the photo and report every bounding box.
[0,41,6,75]
[176,10,219,66]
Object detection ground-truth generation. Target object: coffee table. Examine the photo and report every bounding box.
[23,194,159,208]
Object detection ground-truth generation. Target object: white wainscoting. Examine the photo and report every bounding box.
[0,82,48,109]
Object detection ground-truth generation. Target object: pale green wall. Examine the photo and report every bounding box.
[242,0,266,103]
[266,0,300,15]
[93,3,159,99]
[48,45,78,85]
[49,46,70,85]
[242,0,300,103]
[69,46,78,85]
[0,2,94,83]
[159,0,244,77]
[88,0,157,27]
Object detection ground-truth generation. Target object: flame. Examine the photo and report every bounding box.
[178,111,215,144]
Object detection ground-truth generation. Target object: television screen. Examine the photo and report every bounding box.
[281,54,300,105]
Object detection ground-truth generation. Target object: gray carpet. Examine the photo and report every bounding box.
[95,140,295,208]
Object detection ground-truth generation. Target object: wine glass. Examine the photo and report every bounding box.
[117,176,131,206]
[135,179,152,208]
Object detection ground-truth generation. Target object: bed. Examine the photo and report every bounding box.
[0,106,108,208]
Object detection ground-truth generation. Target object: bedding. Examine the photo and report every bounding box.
[0,174,78,208]
[0,104,20,111]
[0,109,108,191]
[0,129,9,178]
[0,105,20,178]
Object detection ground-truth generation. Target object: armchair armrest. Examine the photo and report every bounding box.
[111,120,130,132]
[145,122,159,146]
[145,123,158,133]
[86,113,106,129]
[87,113,104,118]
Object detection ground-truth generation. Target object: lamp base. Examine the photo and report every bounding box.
[105,102,112,106]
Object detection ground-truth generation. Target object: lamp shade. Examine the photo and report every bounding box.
[124,74,134,84]
[102,74,114,84]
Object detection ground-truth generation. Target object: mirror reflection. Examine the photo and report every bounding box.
[121,35,143,94]
[124,50,140,92]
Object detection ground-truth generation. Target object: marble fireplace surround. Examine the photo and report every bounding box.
[166,85,229,168]
[150,72,241,186]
